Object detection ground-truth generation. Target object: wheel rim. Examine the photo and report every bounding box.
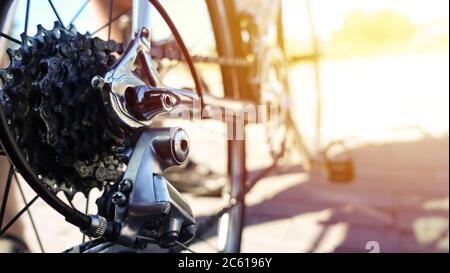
[0,0,241,253]
[0,0,127,252]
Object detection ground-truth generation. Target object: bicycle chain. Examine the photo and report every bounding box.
[151,39,253,67]
[0,22,127,198]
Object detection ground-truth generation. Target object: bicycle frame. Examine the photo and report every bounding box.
[0,0,293,253]
[104,0,253,129]
[132,0,152,36]
[78,0,253,251]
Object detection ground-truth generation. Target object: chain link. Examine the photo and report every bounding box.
[191,55,253,67]
[151,41,253,67]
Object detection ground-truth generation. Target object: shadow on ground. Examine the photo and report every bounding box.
[197,133,449,253]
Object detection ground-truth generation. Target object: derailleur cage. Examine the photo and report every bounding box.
[113,127,196,249]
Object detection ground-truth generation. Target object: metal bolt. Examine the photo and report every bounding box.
[91,76,105,89]
[161,94,174,111]
[118,179,133,193]
[172,129,190,164]
[111,191,127,206]
[114,146,126,153]
[52,61,58,69]
[141,27,150,38]
[95,167,108,181]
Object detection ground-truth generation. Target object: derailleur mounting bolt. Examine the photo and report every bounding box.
[118,179,133,193]
[91,75,105,89]
[141,27,150,38]
[111,191,127,206]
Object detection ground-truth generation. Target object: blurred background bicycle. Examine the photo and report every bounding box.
[0,0,448,253]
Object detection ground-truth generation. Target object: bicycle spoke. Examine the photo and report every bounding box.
[196,234,221,252]
[24,0,31,35]
[92,9,131,36]
[62,193,76,209]
[174,241,197,253]
[82,193,89,243]
[0,195,39,236]
[0,33,22,45]
[69,0,90,26]
[108,0,114,40]
[14,173,45,253]
[0,165,14,229]
[47,0,64,27]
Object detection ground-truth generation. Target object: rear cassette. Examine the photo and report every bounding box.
[0,22,127,198]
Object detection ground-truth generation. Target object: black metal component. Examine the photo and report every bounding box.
[0,195,39,236]
[24,0,31,35]
[0,0,280,252]
[82,193,90,243]
[95,183,117,220]
[125,86,177,122]
[114,128,195,249]
[0,165,14,229]
[0,22,126,197]
[0,32,21,45]
[174,240,196,253]
[118,179,132,193]
[64,193,76,209]
[111,191,127,206]
[14,173,45,253]
[1,102,91,230]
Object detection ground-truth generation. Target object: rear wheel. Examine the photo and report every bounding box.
[0,0,246,253]
[206,0,246,253]
[0,0,126,252]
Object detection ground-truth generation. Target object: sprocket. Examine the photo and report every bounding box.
[0,22,127,198]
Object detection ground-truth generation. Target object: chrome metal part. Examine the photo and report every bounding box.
[132,0,152,38]
[102,28,162,128]
[82,215,108,238]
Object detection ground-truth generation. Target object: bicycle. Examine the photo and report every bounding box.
[0,0,312,253]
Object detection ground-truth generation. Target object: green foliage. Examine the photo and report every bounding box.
[330,9,417,55]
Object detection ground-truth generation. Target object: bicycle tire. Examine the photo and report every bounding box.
[0,0,246,253]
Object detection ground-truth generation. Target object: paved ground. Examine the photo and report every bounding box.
[11,131,448,253]
[239,134,449,253]
[187,133,449,253]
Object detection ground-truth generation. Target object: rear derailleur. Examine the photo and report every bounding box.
[77,28,197,252]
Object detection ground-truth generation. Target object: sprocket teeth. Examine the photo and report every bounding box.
[6,48,14,62]
[68,24,78,34]
[36,24,46,34]
[0,69,7,83]
[53,21,63,30]
[20,33,32,45]
[1,23,126,196]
